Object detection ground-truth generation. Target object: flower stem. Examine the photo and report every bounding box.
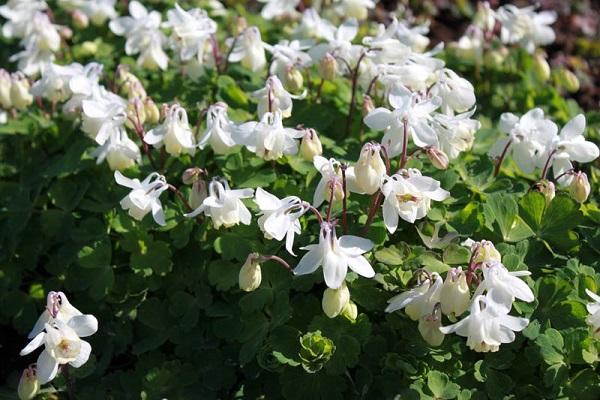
[399,118,409,169]
[259,254,293,273]
[325,180,336,222]
[345,51,368,136]
[493,139,512,177]
[341,164,348,234]
[168,184,194,212]
[540,149,556,180]
[362,190,382,235]
[221,32,240,73]
[129,116,158,170]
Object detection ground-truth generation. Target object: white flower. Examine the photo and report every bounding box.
[144,104,195,156]
[489,108,558,174]
[363,84,441,157]
[308,18,359,71]
[114,171,169,226]
[467,239,501,264]
[91,129,141,170]
[440,290,529,352]
[497,5,556,53]
[184,178,254,229]
[300,128,323,161]
[0,69,12,109]
[569,171,591,203]
[354,142,387,195]
[0,0,47,39]
[440,267,470,317]
[293,8,335,40]
[294,221,374,289]
[9,72,33,109]
[31,62,102,105]
[546,114,599,186]
[252,75,300,118]
[322,282,350,318]
[20,317,97,384]
[236,110,304,160]
[109,1,169,70]
[58,0,117,25]
[430,68,476,114]
[18,366,39,400]
[362,18,410,65]
[474,1,496,32]
[197,102,238,154]
[418,306,444,346]
[395,19,430,53]
[475,261,534,307]
[164,3,217,64]
[228,26,267,72]
[585,289,600,339]
[381,169,449,232]
[258,0,300,20]
[452,26,485,62]
[254,187,306,255]
[385,272,442,320]
[28,291,84,339]
[312,156,359,207]
[334,0,375,21]
[431,109,480,159]
[265,39,312,84]
[81,85,128,145]
[62,62,103,114]
[376,52,443,92]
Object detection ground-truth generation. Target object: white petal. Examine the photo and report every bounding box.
[294,246,321,275]
[364,108,395,131]
[69,340,92,368]
[36,350,59,384]
[152,200,166,226]
[347,255,375,278]
[338,235,373,255]
[28,311,50,339]
[114,171,137,189]
[20,332,45,356]
[322,250,348,289]
[67,315,98,337]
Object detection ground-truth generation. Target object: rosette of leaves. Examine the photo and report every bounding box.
[298,331,336,373]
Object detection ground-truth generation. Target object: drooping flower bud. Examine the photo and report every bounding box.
[0,69,12,109]
[182,167,204,185]
[440,267,470,317]
[533,179,555,205]
[557,69,580,93]
[472,240,501,264]
[189,179,208,210]
[125,98,146,129]
[474,1,496,32]
[532,52,550,82]
[362,95,375,117]
[322,282,350,318]
[284,67,304,92]
[17,367,39,400]
[319,53,337,81]
[355,142,386,194]
[570,171,590,203]
[426,147,449,170]
[117,67,147,100]
[80,40,99,56]
[144,98,160,124]
[10,73,33,110]
[341,300,358,321]
[72,10,89,29]
[59,26,73,40]
[234,16,248,36]
[418,304,445,346]
[239,253,262,292]
[300,128,323,161]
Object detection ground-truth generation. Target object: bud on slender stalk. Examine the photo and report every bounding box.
[182,167,204,184]
[473,240,501,264]
[284,67,304,92]
[239,253,262,292]
[72,9,89,29]
[426,147,449,170]
[319,53,337,81]
[189,179,208,209]
[418,305,444,346]
[570,171,590,203]
[144,98,160,124]
[355,142,386,194]
[533,180,555,205]
[362,95,374,116]
[10,73,33,110]
[60,26,73,40]
[532,53,550,82]
[322,282,350,318]
[18,367,39,400]
[440,267,470,317]
[125,99,145,129]
[300,128,323,161]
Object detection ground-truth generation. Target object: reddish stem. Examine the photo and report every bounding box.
[493,139,512,177]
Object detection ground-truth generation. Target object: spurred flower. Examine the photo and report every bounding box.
[114,171,169,226]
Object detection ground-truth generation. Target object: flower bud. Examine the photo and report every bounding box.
[125,99,145,129]
[284,67,303,92]
[18,367,39,400]
[322,282,350,318]
[474,1,496,32]
[80,40,98,56]
[440,268,470,317]
[418,306,444,346]
[362,95,375,117]
[0,69,12,109]
[340,0,370,20]
[189,179,208,209]
[60,26,73,40]
[144,98,160,124]
[234,16,248,36]
[557,69,580,93]
[300,128,323,161]
[182,167,204,184]
[473,240,501,264]
[10,73,33,110]
[355,142,386,194]
[533,53,550,82]
[533,179,555,205]
[426,147,449,170]
[319,53,337,81]
[72,9,89,29]
[239,254,262,292]
[570,171,590,203]
[341,300,358,321]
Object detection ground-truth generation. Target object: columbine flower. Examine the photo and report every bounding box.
[9,72,33,110]
[254,187,306,255]
[489,108,558,174]
[385,272,442,320]
[144,104,196,156]
[18,366,39,400]
[293,8,335,40]
[258,0,300,20]
[184,177,254,229]
[197,102,238,155]
[81,85,128,145]
[109,1,169,70]
[20,317,97,384]
[418,305,444,346]
[475,261,534,307]
[334,0,375,21]
[294,221,374,289]
[0,0,47,40]
[308,18,359,71]
[62,62,103,114]
[236,110,304,160]
[497,4,556,53]
[58,0,117,26]
[585,289,600,339]
[381,169,450,232]
[30,63,81,103]
[164,3,217,65]
[322,282,350,318]
[0,69,12,109]
[252,75,300,118]
[228,26,267,72]
[114,171,169,226]
[363,84,441,158]
[265,39,312,85]
[431,109,480,160]
[440,267,470,317]
[362,18,410,65]
[29,292,85,339]
[354,142,387,195]
[91,130,141,170]
[440,291,529,352]
[395,19,430,53]
[569,171,591,203]
[464,239,501,264]
[300,128,323,161]
[312,156,359,207]
[545,114,599,186]
[430,68,476,114]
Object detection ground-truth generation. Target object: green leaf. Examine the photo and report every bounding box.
[536,328,565,365]
[427,370,460,399]
[130,240,173,275]
[78,240,111,269]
